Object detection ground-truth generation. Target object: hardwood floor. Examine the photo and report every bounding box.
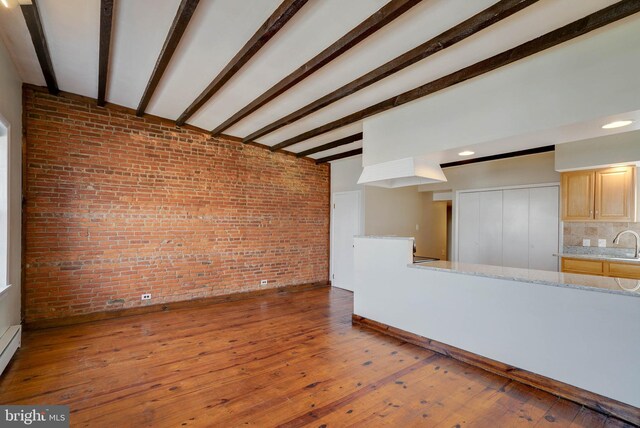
[0,287,633,427]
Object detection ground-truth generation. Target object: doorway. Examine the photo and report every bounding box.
[331,191,361,292]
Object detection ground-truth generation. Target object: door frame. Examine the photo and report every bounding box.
[330,190,363,288]
[454,182,561,263]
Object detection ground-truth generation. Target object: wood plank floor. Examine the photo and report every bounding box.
[0,287,632,427]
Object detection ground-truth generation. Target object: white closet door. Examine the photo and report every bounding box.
[458,192,480,264]
[529,186,559,271]
[478,191,503,266]
[503,189,530,269]
[332,191,361,291]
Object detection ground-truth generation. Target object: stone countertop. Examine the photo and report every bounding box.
[555,253,640,264]
[355,235,415,241]
[409,261,640,297]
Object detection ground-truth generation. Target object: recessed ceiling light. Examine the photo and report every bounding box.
[602,120,633,129]
[458,151,474,156]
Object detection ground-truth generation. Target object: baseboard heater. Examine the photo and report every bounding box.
[0,325,21,375]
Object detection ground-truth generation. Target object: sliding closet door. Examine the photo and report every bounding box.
[503,189,530,269]
[478,191,503,266]
[458,192,480,263]
[529,186,559,271]
[458,185,559,271]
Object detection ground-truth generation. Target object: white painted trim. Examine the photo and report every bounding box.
[0,324,21,376]
[330,190,362,288]
[454,182,561,264]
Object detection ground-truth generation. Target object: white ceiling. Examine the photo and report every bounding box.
[0,0,629,160]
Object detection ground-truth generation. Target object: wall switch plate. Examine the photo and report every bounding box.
[260,280,268,286]
[598,239,607,248]
[415,224,420,231]
[141,294,151,301]
[582,239,591,247]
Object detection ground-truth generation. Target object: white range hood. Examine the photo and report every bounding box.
[357,156,447,188]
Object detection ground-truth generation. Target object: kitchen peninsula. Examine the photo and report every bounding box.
[352,236,640,423]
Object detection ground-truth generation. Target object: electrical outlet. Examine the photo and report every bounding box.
[141,293,151,301]
[582,239,591,247]
[260,280,268,286]
[598,239,607,248]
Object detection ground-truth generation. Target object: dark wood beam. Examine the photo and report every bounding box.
[175,0,309,126]
[97,0,114,107]
[440,145,555,168]
[270,1,640,151]
[315,148,362,164]
[212,0,423,136]
[296,133,362,158]
[136,0,200,116]
[245,0,537,142]
[21,0,58,95]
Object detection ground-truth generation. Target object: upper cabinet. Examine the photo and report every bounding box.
[561,170,594,220]
[561,166,636,222]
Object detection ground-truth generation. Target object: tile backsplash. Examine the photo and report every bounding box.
[563,222,640,249]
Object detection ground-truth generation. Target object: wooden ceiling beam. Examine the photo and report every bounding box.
[212,0,423,136]
[245,0,537,142]
[440,145,555,168]
[136,0,200,116]
[97,0,115,106]
[20,0,58,95]
[296,132,362,158]
[315,148,362,164]
[175,0,309,126]
[270,1,640,151]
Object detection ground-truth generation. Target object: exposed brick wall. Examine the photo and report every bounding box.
[24,87,330,322]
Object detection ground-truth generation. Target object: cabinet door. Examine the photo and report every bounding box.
[608,262,640,280]
[503,189,529,269]
[478,191,503,266]
[529,186,559,271]
[561,258,604,275]
[458,192,480,264]
[561,170,594,220]
[595,166,636,221]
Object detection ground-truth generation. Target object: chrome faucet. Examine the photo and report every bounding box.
[613,230,640,259]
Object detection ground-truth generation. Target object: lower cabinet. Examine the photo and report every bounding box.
[561,257,640,279]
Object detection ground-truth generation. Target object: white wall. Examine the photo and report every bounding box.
[330,155,364,194]
[0,38,23,332]
[364,185,426,253]
[354,237,640,408]
[555,130,640,172]
[330,154,365,235]
[363,15,640,166]
[419,152,559,192]
[420,192,447,259]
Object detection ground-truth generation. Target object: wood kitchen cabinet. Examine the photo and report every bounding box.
[561,257,640,279]
[561,166,636,221]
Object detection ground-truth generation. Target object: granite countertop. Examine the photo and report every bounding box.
[555,253,640,264]
[355,235,415,241]
[409,260,640,297]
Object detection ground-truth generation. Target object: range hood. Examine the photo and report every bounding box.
[357,156,447,188]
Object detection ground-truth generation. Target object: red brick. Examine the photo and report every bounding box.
[24,88,330,322]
